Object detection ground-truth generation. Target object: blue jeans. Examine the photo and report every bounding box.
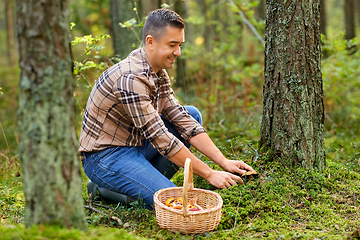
[82,106,202,209]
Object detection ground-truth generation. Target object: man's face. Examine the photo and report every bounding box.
[146,26,185,73]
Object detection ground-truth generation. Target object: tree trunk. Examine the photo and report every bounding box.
[259,0,325,169]
[357,0,360,28]
[5,0,16,67]
[110,0,142,59]
[16,0,87,229]
[141,0,161,15]
[257,0,266,21]
[174,0,187,89]
[203,0,214,52]
[344,0,356,52]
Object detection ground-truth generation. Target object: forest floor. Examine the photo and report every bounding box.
[1,136,360,240]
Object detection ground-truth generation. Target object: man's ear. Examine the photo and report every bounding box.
[146,35,155,49]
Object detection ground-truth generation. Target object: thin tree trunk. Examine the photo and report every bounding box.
[110,0,141,59]
[142,0,161,15]
[174,0,187,89]
[5,0,16,67]
[344,0,356,52]
[259,0,325,169]
[16,0,87,229]
[257,0,266,21]
[357,0,360,28]
[319,0,326,36]
[203,0,214,52]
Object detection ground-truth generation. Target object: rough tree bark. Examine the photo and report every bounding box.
[259,0,325,169]
[16,0,87,228]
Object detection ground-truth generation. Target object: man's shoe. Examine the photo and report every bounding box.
[86,180,134,205]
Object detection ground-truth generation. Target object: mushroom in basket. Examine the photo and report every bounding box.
[165,196,204,211]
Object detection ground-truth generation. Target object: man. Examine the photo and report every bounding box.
[79,9,254,209]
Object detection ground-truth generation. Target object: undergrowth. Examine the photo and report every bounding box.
[1,136,359,239]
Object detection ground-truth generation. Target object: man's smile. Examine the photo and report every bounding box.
[168,57,176,63]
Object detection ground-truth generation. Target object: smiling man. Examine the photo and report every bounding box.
[79,9,254,209]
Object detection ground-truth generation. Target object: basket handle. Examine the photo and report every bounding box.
[182,158,193,216]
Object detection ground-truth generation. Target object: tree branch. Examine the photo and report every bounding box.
[228,0,265,47]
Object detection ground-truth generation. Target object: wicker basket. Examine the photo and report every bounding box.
[154,158,223,234]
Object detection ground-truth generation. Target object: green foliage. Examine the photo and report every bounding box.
[0,67,20,152]
[70,24,115,127]
[71,24,112,82]
[69,0,110,36]
[72,33,111,56]
[321,32,360,173]
[322,32,360,131]
[178,0,265,126]
[119,17,143,48]
[0,158,24,225]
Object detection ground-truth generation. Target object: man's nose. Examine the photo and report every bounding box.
[173,46,181,56]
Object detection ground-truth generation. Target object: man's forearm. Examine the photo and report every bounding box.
[169,146,212,180]
[188,132,228,169]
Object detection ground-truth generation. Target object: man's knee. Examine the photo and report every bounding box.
[184,105,202,125]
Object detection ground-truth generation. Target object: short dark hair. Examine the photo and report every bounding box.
[142,9,185,45]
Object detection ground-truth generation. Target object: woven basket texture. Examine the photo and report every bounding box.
[154,158,223,234]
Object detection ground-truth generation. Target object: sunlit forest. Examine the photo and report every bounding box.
[1,0,360,239]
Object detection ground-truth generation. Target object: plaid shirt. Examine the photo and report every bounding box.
[78,48,206,158]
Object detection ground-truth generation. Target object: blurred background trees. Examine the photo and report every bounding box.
[0,0,359,171]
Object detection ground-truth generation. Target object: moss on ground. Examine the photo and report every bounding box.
[0,224,147,240]
[75,148,360,240]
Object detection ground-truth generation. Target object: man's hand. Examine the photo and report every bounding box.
[221,159,255,176]
[189,133,255,177]
[206,170,243,188]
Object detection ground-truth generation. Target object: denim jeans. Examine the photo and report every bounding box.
[82,106,202,209]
